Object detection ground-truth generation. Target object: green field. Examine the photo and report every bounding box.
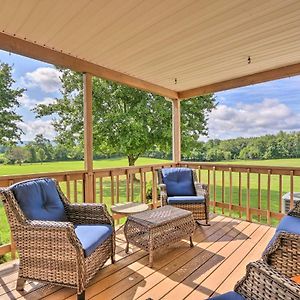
[0,157,299,261]
[0,157,169,176]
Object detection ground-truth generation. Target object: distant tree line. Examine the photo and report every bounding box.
[180,131,300,162]
[0,134,118,165]
[2,131,300,165]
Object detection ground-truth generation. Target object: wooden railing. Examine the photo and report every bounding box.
[179,162,299,224]
[0,162,176,258]
[1,161,298,260]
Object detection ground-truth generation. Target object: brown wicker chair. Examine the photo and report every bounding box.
[262,201,300,278]
[210,261,300,300]
[0,178,115,300]
[157,168,209,225]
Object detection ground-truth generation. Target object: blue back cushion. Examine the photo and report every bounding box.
[161,168,196,196]
[11,178,67,221]
[266,215,300,249]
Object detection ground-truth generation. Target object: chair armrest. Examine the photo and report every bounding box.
[65,203,114,226]
[27,219,74,230]
[158,183,167,206]
[288,200,300,217]
[194,182,208,198]
[19,220,84,258]
[262,231,300,277]
[235,261,300,299]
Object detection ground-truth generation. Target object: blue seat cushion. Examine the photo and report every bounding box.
[266,215,300,249]
[11,178,67,221]
[161,168,196,196]
[208,291,245,300]
[167,196,205,205]
[75,224,113,257]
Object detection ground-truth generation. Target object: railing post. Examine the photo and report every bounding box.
[83,73,94,203]
[171,98,181,163]
[246,168,251,222]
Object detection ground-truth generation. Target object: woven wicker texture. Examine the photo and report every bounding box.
[124,205,195,267]
[262,231,300,278]
[157,169,209,224]
[0,177,115,296]
[262,204,300,279]
[288,200,300,217]
[235,261,300,300]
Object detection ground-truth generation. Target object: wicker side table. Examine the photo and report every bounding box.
[124,205,195,267]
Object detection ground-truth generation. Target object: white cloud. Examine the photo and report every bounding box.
[18,120,56,141]
[207,98,300,140]
[19,93,56,109]
[21,67,61,93]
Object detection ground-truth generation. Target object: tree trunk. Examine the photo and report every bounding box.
[128,154,140,182]
[128,155,138,167]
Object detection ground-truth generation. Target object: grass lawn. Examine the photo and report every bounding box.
[1,157,299,261]
[0,157,169,176]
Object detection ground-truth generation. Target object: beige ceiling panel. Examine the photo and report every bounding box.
[141,29,300,83]
[0,0,299,96]
[123,6,300,76]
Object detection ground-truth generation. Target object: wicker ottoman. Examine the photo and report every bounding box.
[124,205,195,267]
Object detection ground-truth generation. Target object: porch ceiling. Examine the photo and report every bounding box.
[0,0,300,98]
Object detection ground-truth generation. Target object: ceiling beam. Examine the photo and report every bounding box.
[0,32,178,99]
[178,62,300,99]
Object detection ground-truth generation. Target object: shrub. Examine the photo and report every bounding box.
[145,181,159,203]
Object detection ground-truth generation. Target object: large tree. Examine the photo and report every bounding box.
[26,134,54,162]
[34,69,215,166]
[0,62,25,145]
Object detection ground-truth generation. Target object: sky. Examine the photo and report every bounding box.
[0,49,300,142]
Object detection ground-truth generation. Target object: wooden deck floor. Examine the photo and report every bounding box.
[0,215,275,300]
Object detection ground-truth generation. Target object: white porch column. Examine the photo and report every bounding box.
[172,98,181,163]
[83,73,94,202]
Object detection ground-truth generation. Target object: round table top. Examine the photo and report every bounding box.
[111,202,149,216]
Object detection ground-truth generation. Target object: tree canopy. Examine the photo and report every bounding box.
[184,131,300,162]
[35,69,216,165]
[0,62,25,146]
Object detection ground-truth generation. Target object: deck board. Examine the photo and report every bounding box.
[0,215,276,300]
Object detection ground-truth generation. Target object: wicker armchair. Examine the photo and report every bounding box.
[210,261,300,300]
[157,167,209,225]
[262,201,300,278]
[0,178,115,300]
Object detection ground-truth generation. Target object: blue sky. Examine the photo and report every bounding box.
[1,49,300,141]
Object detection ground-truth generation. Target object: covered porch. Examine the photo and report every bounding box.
[0,0,300,299]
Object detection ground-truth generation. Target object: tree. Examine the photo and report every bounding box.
[239,145,260,160]
[5,146,29,165]
[26,145,38,163]
[34,69,216,166]
[32,134,53,161]
[37,148,46,164]
[0,62,25,146]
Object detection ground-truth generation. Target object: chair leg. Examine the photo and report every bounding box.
[189,236,194,247]
[77,290,85,300]
[16,277,26,291]
[125,242,129,254]
[111,254,115,264]
[196,220,210,226]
